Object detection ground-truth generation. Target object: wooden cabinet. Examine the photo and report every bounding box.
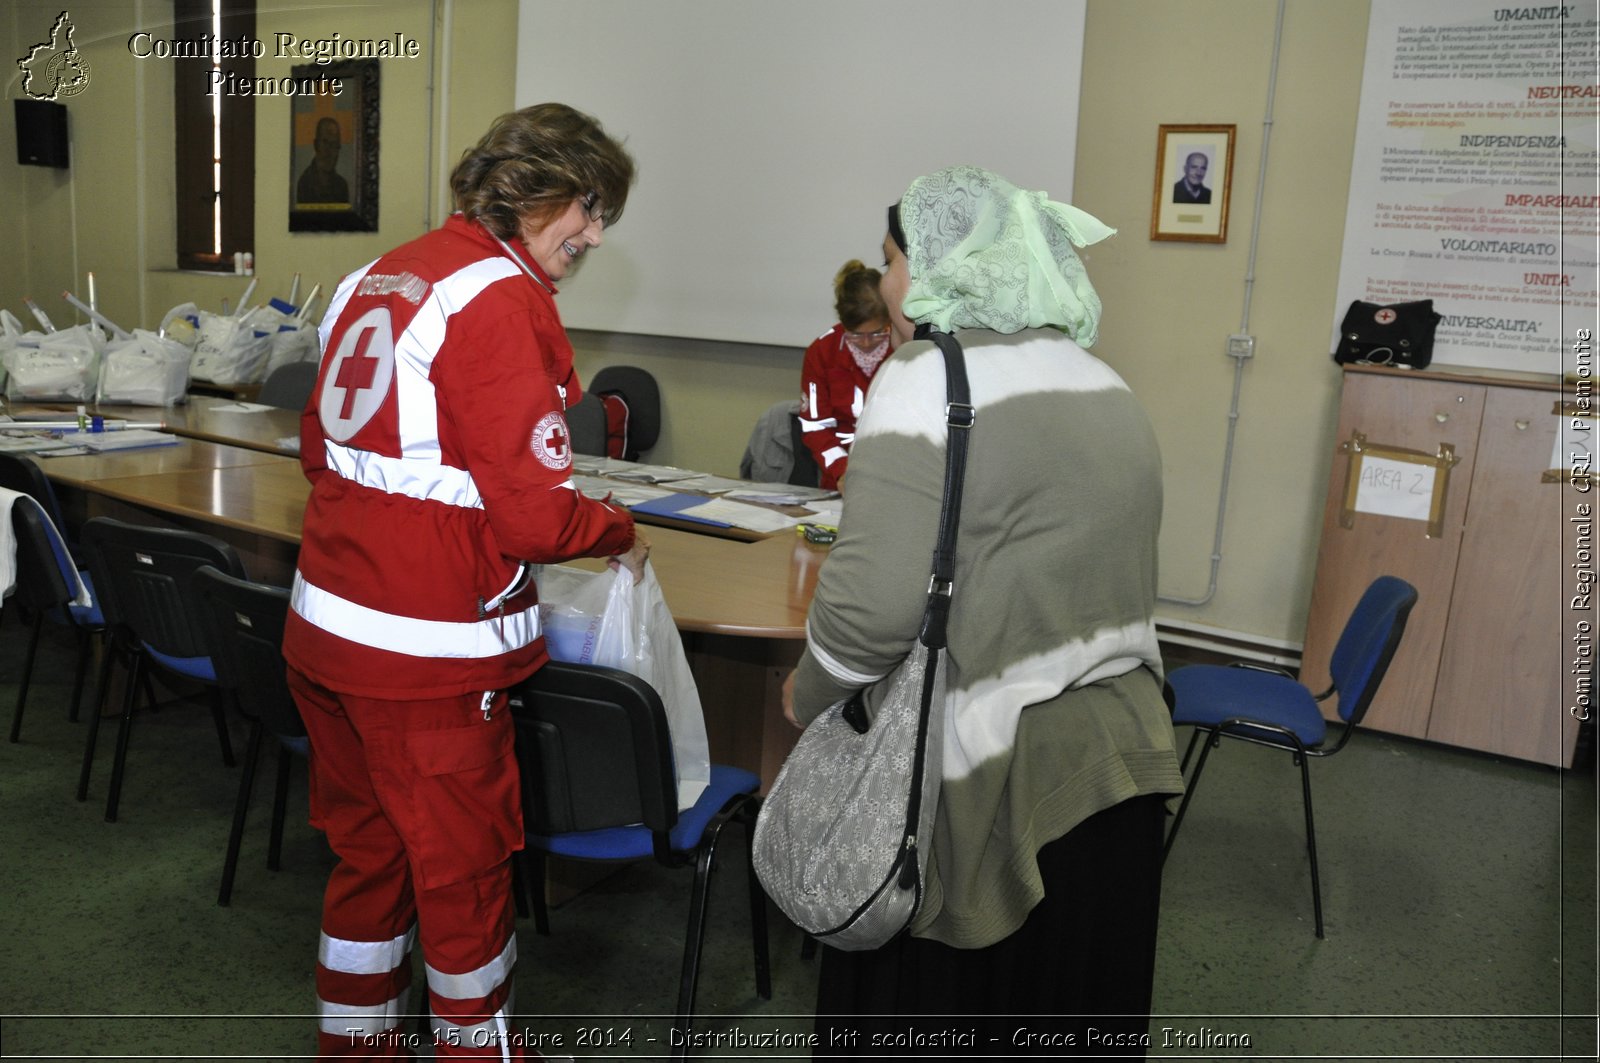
[1303,365,1584,767]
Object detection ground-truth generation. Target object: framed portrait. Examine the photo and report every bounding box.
[289,59,379,232]
[1150,124,1235,243]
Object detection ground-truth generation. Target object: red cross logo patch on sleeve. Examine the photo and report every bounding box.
[319,307,396,442]
[531,411,573,470]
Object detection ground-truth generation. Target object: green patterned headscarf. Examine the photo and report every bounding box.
[897,165,1115,346]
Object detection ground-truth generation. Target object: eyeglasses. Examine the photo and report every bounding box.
[579,192,604,224]
[845,327,891,344]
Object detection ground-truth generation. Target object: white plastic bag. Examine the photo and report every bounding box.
[189,310,273,387]
[264,323,321,378]
[537,562,712,810]
[3,323,103,401]
[97,330,191,405]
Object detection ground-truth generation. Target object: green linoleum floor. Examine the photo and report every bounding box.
[0,618,1594,1060]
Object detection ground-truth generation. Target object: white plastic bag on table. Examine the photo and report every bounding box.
[265,323,321,378]
[158,303,202,349]
[537,562,712,810]
[97,329,191,405]
[3,323,103,402]
[189,310,273,387]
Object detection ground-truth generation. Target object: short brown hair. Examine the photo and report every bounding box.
[833,259,887,330]
[450,103,635,240]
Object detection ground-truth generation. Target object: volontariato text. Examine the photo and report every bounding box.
[126,31,420,96]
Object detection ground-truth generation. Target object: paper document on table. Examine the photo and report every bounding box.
[0,432,82,455]
[570,475,674,506]
[668,473,756,495]
[207,401,276,413]
[724,485,841,506]
[79,429,179,452]
[571,454,635,475]
[803,499,843,525]
[676,497,807,533]
[606,463,701,484]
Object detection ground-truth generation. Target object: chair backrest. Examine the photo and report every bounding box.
[7,495,74,615]
[0,453,70,534]
[739,399,818,487]
[81,517,246,658]
[509,661,678,838]
[565,391,609,457]
[191,565,306,739]
[1327,575,1418,725]
[588,365,661,460]
[257,360,319,411]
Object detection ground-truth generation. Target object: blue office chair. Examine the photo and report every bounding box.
[1,454,106,740]
[1162,575,1418,938]
[191,565,310,906]
[509,661,770,1057]
[78,518,245,822]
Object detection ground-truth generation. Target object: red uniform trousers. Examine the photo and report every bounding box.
[290,667,531,1061]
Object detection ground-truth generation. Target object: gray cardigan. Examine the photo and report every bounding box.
[791,328,1185,949]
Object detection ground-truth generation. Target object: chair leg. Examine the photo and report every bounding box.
[76,639,119,801]
[210,689,236,767]
[219,717,264,907]
[1178,726,1202,773]
[105,654,145,822]
[66,627,93,723]
[509,851,530,920]
[674,840,717,1060]
[1162,727,1219,865]
[7,613,44,743]
[741,802,772,1001]
[1297,751,1324,939]
[268,743,292,872]
[799,935,818,961]
[526,849,550,936]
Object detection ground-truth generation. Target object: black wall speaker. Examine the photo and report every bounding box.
[15,99,70,168]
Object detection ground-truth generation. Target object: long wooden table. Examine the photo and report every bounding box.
[40,440,820,786]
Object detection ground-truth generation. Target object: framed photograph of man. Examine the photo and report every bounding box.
[1150,124,1235,243]
[289,59,379,233]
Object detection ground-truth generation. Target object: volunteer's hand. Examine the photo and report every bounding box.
[781,670,801,729]
[608,532,651,585]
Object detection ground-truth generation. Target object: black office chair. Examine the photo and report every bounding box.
[588,365,661,461]
[257,360,319,411]
[1,453,106,739]
[738,399,821,487]
[1163,574,1418,937]
[77,517,245,822]
[509,661,769,1055]
[565,391,609,457]
[191,565,310,906]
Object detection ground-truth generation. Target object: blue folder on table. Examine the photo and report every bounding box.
[628,492,732,529]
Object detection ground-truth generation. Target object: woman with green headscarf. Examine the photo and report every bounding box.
[784,166,1184,1054]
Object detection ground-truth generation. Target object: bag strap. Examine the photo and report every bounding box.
[918,329,973,650]
[893,328,971,891]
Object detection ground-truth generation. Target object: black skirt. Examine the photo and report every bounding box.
[812,793,1166,1061]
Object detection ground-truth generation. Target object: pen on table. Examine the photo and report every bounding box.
[61,290,133,340]
[23,297,56,332]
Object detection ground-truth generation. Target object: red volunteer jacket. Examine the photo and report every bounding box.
[283,214,636,699]
[798,324,879,490]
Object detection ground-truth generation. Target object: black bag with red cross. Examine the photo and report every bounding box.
[1333,299,1441,369]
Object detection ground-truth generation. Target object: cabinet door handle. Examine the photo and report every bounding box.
[1515,419,1530,430]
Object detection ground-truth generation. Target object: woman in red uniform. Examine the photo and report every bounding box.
[798,260,894,491]
[283,103,649,1060]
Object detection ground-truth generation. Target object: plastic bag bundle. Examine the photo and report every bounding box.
[158,303,203,349]
[189,309,273,387]
[264,299,321,378]
[537,562,712,810]
[2,323,104,401]
[97,329,192,405]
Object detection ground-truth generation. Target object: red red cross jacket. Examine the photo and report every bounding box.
[283,214,636,699]
[799,324,879,490]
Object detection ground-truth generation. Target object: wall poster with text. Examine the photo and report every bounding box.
[1333,1,1597,375]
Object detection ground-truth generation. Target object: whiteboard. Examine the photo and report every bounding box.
[515,0,1085,347]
